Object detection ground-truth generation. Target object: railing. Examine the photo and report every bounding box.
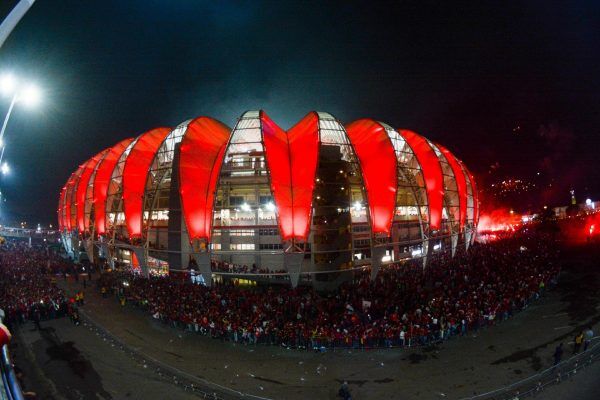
[0,226,59,240]
[460,337,600,400]
[0,336,24,400]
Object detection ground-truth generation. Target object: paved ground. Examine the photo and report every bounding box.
[541,360,600,400]
[11,242,600,399]
[10,319,200,400]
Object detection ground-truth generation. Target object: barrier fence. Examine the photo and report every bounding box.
[460,337,600,400]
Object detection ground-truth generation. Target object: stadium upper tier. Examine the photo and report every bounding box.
[57,111,479,286]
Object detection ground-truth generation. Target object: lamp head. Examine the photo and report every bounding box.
[20,84,41,108]
[0,74,17,97]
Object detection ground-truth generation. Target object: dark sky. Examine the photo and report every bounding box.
[0,0,599,225]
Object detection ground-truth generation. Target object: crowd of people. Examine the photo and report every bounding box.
[0,241,71,327]
[97,230,560,350]
[0,230,562,351]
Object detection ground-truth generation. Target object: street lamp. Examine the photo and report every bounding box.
[0,73,42,166]
[1,162,8,175]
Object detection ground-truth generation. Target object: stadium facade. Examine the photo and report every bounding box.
[57,111,479,287]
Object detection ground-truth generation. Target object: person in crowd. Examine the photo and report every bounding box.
[72,309,80,326]
[553,342,564,366]
[32,306,41,331]
[583,326,594,351]
[338,381,352,400]
[573,331,584,354]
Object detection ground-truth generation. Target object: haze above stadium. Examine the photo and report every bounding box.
[0,0,599,225]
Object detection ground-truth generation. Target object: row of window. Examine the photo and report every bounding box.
[259,243,283,250]
[354,239,371,248]
[226,196,273,206]
[209,243,284,251]
[229,243,255,250]
[213,228,280,236]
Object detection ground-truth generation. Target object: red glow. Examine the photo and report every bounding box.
[57,186,67,230]
[346,119,397,235]
[65,165,85,231]
[76,150,108,233]
[561,212,600,244]
[63,174,77,231]
[92,138,134,236]
[399,130,444,230]
[477,209,521,233]
[261,111,320,241]
[179,117,231,242]
[585,215,600,239]
[122,127,171,239]
[436,144,467,232]
[131,252,141,272]
[463,165,479,227]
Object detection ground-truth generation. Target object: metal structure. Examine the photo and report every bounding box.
[57,110,479,287]
[0,0,35,49]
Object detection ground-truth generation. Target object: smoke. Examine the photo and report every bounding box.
[478,208,521,232]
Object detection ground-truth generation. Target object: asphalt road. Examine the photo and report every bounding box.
[11,319,201,400]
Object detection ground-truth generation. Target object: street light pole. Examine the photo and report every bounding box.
[0,93,17,142]
[0,94,17,166]
[0,76,41,169]
[0,0,36,49]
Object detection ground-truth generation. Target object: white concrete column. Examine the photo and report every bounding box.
[191,252,213,287]
[422,239,430,270]
[84,238,95,263]
[370,246,386,281]
[284,252,304,288]
[465,229,472,251]
[451,232,458,257]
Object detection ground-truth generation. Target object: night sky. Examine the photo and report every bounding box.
[0,1,599,225]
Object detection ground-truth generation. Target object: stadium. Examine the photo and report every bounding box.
[57,110,479,287]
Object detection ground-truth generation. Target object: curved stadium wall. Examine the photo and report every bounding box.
[57,110,479,287]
